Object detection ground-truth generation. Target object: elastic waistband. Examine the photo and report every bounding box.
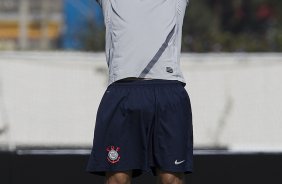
[109,79,186,87]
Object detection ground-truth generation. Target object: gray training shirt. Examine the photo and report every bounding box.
[97,0,189,85]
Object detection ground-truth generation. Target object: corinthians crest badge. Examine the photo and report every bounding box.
[106,146,121,164]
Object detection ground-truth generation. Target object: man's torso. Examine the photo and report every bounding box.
[97,0,189,85]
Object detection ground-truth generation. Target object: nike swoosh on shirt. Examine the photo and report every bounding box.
[174,160,185,165]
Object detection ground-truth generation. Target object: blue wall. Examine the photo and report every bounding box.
[62,0,103,50]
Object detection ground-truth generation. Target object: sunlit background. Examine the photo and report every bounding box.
[0,0,282,176]
[0,0,282,183]
[1,0,282,51]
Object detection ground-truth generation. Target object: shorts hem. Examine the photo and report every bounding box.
[150,165,193,175]
[86,167,151,178]
[86,166,193,177]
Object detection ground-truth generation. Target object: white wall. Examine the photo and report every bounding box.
[0,51,281,151]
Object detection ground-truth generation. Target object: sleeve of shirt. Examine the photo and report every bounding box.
[96,0,102,6]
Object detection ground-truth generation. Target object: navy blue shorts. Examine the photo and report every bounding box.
[86,79,193,177]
